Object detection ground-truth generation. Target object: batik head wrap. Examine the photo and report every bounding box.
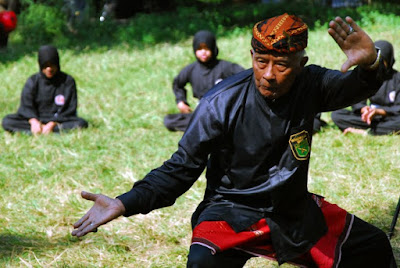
[251,13,308,54]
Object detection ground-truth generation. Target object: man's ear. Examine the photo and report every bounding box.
[250,49,254,58]
[300,56,309,67]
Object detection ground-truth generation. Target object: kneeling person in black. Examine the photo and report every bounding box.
[331,40,400,135]
[164,30,245,132]
[2,45,88,134]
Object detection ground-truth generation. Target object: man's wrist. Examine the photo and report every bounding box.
[362,48,381,71]
[115,197,126,215]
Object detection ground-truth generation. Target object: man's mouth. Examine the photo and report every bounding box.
[260,85,276,92]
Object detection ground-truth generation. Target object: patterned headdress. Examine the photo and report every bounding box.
[251,13,308,54]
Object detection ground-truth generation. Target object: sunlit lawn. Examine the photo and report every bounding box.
[0,5,399,267]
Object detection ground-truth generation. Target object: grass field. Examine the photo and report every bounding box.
[0,4,399,267]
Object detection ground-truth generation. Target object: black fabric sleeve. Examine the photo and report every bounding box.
[384,103,400,115]
[351,100,368,114]
[117,100,223,216]
[17,74,39,120]
[172,64,194,105]
[317,60,385,112]
[382,74,400,115]
[226,62,245,77]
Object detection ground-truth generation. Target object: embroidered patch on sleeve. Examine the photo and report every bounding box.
[289,130,310,160]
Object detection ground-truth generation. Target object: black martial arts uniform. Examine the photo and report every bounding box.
[119,63,396,267]
[331,72,400,135]
[332,40,400,135]
[164,30,244,132]
[2,45,88,133]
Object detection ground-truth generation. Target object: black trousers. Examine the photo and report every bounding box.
[313,113,327,134]
[2,113,88,133]
[187,216,397,268]
[164,113,192,132]
[331,109,400,135]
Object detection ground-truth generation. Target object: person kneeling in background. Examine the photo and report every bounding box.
[164,30,245,132]
[331,40,400,135]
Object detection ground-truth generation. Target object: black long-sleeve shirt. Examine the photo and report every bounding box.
[172,59,245,105]
[352,70,400,115]
[118,63,383,263]
[17,71,79,123]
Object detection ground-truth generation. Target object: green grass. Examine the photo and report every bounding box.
[0,4,399,267]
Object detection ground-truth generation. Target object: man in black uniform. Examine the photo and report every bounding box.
[2,45,88,134]
[164,30,244,132]
[72,14,396,267]
[332,40,400,135]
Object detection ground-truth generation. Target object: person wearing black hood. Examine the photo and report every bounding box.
[2,45,88,134]
[331,40,400,135]
[163,30,245,132]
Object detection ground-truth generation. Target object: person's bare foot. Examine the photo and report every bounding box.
[343,127,367,135]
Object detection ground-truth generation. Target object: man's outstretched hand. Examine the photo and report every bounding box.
[71,191,126,237]
[328,16,377,73]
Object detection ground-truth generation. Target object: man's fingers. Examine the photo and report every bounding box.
[73,212,89,228]
[333,16,349,40]
[345,16,360,32]
[81,191,98,201]
[342,16,356,35]
[328,21,343,43]
[341,59,352,73]
[72,217,97,237]
[72,191,98,228]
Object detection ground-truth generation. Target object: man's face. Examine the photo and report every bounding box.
[251,50,307,99]
[41,62,58,79]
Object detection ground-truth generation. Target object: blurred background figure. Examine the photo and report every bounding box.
[331,40,400,135]
[331,0,362,8]
[0,0,18,48]
[261,0,282,3]
[63,0,87,33]
[164,30,244,132]
[99,0,142,22]
[2,45,88,135]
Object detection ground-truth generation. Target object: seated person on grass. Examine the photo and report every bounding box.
[72,14,396,267]
[164,30,245,132]
[2,45,88,135]
[331,40,400,135]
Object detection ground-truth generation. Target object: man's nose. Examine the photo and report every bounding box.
[262,65,275,80]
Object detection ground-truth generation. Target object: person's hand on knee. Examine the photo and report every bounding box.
[29,118,43,135]
[42,121,57,134]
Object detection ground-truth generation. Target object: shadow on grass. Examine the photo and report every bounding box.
[0,233,71,261]
[1,2,400,64]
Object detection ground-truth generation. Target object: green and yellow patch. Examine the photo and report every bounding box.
[289,130,310,160]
